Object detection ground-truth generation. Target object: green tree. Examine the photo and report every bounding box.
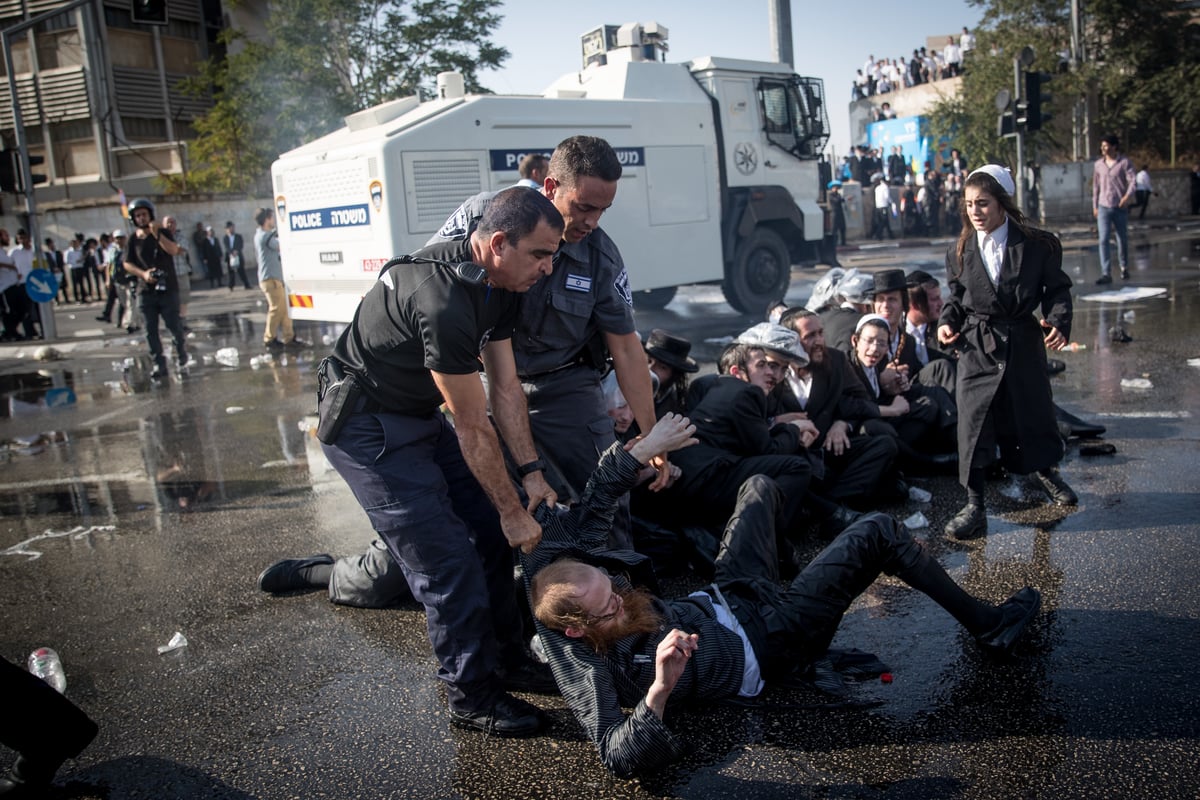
[926,0,1199,166]
[168,0,509,194]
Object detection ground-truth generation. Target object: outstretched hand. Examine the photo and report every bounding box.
[626,413,698,464]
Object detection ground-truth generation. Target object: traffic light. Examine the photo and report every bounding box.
[24,154,47,189]
[130,0,168,25]
[1024,71,1053,131]
[0,151,15,193]
[997,111,1016,139]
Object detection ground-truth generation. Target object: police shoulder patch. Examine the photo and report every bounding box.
[614,268,633,307]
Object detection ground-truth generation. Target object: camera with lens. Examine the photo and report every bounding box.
[149,268,168,292]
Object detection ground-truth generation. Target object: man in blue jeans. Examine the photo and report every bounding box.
[1092,134,1135,285]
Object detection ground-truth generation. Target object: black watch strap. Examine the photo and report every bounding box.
[516,458,546,478]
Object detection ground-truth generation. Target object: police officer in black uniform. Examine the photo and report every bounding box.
[429,136,668,548]
[312,188,563,737]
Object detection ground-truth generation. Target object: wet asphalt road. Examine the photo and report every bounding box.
[1,222,1198,799]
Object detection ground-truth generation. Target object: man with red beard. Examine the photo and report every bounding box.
[523,415,1041,777]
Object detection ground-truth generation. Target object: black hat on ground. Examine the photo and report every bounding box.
[644,329,699,373]
[873,269,907,296]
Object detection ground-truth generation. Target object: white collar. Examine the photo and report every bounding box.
[975,217,1009,250]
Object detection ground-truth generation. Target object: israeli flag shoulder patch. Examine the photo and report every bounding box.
[565,273,592,292]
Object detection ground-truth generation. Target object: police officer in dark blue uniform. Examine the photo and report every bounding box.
[430,136,669,547]
[310,188,563,737]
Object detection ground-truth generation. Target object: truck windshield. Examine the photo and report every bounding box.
[758,77,829,160]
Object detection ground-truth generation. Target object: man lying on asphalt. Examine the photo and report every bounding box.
[521,413,1041,777]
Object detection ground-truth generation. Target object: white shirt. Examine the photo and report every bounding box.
[961,31,975,52]
[906,318,929,365]
[64,245,83,270]
[9,245,34,280]
[786,369,812,410]
[976,218,1010,285]
[874,181,891,208]
[0,248,16,293]
[1135,170,1152,192]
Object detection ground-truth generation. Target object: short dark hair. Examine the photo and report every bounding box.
[476,186,564,246]
[718,342,762,375]
[1102,134,1120,149]
[779,307,817,330]
[518,153,549,180]
[254,207,274,227]
[549,135,622,188]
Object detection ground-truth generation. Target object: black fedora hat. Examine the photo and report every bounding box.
[644,329,699,373]
[873,269,907,295]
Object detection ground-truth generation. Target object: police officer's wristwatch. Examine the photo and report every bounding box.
[516,459,546,478]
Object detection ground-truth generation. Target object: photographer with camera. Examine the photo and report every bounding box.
[123,198,189,380]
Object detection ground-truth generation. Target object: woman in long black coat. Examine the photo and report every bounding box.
[937,165,1077,540]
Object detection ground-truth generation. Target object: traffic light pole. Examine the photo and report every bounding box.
[3,0,103,341]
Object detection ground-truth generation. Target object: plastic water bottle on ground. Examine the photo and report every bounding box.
[157,631,188,654]
[907,485,932,504]
[901,511,929,530]
[27,647,67,693]
[214,347,239,367]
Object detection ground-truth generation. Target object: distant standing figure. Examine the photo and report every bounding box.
[223,221,251,290]
[516,153,549,189]
[1191,164,1200,216]
[1092,134,1135,284]
[1133,165,1154,221]
[162,216,192,328]
[202,225,224,288]
[255,207,307,350]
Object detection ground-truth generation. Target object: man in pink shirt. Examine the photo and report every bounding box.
[1092,134,1135,284]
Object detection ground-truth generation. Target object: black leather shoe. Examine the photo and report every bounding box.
[1095,274,1112,285]
[498,659,558,695]
[449,693,544,737]
[1035,469,1078,506]
[0,755,59,798]
[284,338,311,350]
[819,505,863,540]
[976,587,1041,656]
[929,452,959,471]
[945,503,987,540]
[1121,267,1130,280]
[1045,358,1066,375]
[257,554,334,593]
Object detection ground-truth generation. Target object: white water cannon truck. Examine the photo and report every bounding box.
[270,21,830,319]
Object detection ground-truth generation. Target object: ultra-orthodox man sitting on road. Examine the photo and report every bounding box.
[519,413,1042,777]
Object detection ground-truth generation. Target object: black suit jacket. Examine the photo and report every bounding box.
[223,232,244,268]
[773,347,879,446]
[821,306,862,355]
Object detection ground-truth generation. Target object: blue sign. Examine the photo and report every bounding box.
[489,149,554,172]
[25,268,58,303]
[866,116,929,179]
[287,203,371,231]
[488,147,645,171]
[45,387,76,408]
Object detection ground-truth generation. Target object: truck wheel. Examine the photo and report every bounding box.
[724,228,791,314]
[634,286,677,310]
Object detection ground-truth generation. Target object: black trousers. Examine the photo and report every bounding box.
[0,656,97,771]
[716,479,926,680]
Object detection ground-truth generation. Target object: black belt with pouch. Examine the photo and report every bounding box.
[316,357,362,444]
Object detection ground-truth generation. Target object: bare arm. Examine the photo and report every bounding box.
[430,367,542,553]
[481,340,557,513]
[607,331,673,490]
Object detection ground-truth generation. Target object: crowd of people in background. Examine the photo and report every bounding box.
[0,215,263,345]
[852,26,974,101]
[833,147,969,240]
